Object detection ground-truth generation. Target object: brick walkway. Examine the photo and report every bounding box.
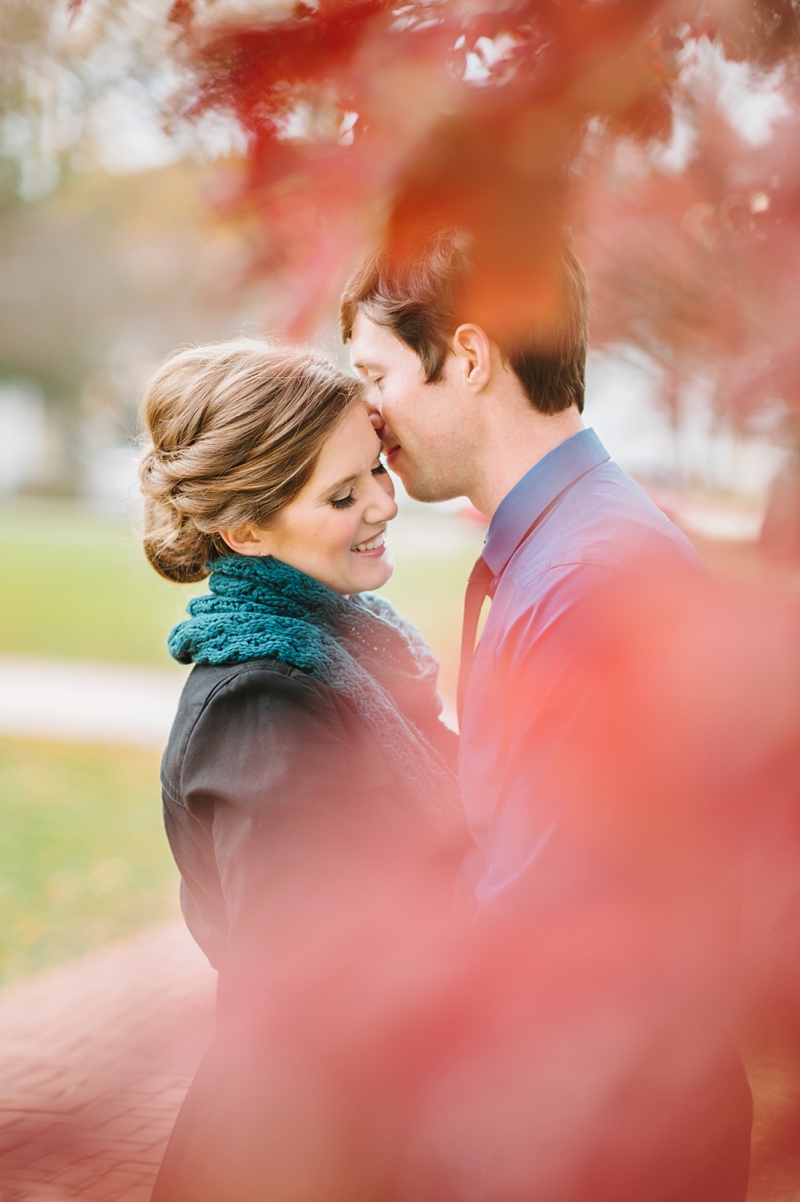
[1,919,799,1201]
[0,923,216,1202]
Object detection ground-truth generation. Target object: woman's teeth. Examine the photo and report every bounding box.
[353,532,385,553]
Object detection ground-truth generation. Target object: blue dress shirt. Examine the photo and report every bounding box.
[458,428,705,912]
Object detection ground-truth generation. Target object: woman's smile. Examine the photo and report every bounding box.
[352,528,387,556]
[220,405,398,594]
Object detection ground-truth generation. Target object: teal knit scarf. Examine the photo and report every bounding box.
[168,554,460,822]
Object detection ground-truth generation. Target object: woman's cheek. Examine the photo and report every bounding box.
[329,511,357,557]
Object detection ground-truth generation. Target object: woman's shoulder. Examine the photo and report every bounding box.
[163,658,393,798]
[163,659,342,776]
[182,656,323,708]
[176,655,344,732]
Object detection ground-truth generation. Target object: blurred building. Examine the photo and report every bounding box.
[586,350,787,505]
[0,160,281,507]
[0,382,48,495]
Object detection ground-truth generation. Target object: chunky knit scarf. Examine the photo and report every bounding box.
[168,554,460,821]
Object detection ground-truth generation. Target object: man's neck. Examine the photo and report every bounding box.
[467,405,585,519]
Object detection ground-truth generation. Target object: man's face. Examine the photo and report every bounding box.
[349,310,469,503]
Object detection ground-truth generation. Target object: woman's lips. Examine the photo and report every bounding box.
[352,529,387,557]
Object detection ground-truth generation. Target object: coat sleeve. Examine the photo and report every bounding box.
[178,665,359,977]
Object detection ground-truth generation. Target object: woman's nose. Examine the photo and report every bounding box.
[365,479,398,524]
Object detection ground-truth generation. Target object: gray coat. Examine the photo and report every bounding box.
[161,656,458,982]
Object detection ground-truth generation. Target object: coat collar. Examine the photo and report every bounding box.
[482,428,610,578]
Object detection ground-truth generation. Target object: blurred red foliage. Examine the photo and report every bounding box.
[149,559,800,1202]
[161,0,677,335]
[131,0,800,417]
[59,6,800,1193]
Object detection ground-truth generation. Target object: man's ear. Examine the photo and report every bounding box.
[451,324,494,391]
[219,524,272,556]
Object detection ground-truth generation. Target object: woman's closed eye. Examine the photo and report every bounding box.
[330,492,356,510]
[329,461,387,509]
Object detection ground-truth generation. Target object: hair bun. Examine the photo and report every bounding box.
[138,338,363,584]
[139,446,214,583]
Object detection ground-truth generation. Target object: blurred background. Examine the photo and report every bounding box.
[1,3,800,1198]
[2,0,800,987]
[0,0,490,988]
[1,11,800,1193]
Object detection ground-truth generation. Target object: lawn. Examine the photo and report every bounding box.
[0,499,482,982]
[0,735,178,984]
[0,499,196,668]
[0,498,483,692]
[2,499,798,988]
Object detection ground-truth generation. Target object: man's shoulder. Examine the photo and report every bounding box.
[504,458,704,591]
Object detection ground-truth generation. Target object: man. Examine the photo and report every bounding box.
[341,229,704,900]
[340,229,752,1201]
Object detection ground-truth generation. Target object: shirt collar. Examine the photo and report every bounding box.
[482,428,610,578]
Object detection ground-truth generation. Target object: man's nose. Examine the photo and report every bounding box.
[369,408,384,434]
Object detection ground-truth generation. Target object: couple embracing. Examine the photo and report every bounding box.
[141,232,752,1202]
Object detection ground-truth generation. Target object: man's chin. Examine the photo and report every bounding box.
[395,463,458,505]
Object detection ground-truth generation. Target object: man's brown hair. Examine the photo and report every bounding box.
[340,229,588,415]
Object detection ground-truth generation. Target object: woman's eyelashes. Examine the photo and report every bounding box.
[329,462,387,510]
[330,493,356,510]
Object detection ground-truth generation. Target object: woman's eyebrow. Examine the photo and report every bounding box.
[324,472,358,497]
[323,455,381,498]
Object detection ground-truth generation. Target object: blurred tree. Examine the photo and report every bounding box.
[0,0,266,493]
[0,0,187,208]
[137,0,800,428]
[0,0,56,204]
[0,160,275,491]
[7,0,800,494]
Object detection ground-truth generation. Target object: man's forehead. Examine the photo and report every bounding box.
[350,309,402,366]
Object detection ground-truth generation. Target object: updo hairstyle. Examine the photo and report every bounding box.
[139,338,364,583]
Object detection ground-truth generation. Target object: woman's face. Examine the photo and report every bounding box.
[222,404,398,595]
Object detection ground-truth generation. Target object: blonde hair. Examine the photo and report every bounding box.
[138,338,364,583]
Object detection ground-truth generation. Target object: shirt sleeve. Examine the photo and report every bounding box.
[178,666,359,977]
[469,562,622,913]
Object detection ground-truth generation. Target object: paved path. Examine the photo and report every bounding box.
[0,923,216,1201]
[0,657,458,745]
[643,483,764,541]
[0,658,189,748]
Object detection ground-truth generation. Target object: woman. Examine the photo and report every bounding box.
[139,338,462,1202]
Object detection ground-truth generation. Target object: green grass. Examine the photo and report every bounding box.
[0,499,482,699]
[0,736,179,984]
[0,500,480,982]
[0,500,195,668]
[5,503,781,986]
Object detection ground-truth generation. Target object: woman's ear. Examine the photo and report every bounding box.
[451,323,494,391]
[219,524,273,556]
